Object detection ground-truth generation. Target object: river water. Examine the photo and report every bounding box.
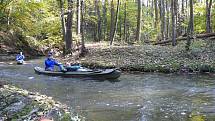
[1,58,215,121]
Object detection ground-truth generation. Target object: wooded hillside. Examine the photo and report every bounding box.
[0,0,214,53]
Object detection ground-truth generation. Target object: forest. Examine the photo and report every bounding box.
[1,0,214,72]
[0,0,214,52]
[1,0,215,121]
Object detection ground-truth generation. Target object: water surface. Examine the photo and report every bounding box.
[1,59,215,121]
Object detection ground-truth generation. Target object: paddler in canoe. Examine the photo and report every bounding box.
[45,52,67,72]
[16,52,25,64]
[37,52,121,79]
[45,52,82,72]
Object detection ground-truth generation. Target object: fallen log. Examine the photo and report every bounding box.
[154,32,215,45]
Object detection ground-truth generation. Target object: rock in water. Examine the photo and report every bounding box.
[0,81,6,88]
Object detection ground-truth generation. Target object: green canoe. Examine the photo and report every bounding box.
[34,66,121,79]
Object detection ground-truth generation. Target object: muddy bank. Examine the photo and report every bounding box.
[0,83,82,121]
[0,31,43,61]
[0,54,16,61]
[60,40,215,73]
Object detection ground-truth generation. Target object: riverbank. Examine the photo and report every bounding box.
[0,31,43,61]
[60,39,215,73]
[0,83,82,121]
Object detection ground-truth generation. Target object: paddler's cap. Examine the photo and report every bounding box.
[48,52,53,56]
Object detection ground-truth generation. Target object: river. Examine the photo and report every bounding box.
[1,58,215,121]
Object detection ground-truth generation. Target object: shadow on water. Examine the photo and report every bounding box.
[1,58,215,121]
[93,78,121,83]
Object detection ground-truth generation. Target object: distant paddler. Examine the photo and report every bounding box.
[16,52,25,65]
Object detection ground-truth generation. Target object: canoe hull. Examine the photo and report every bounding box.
[34,67,121,79]
[17,60,24,65]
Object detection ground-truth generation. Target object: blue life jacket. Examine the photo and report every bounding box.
[45,58,61,71]
[16,54,25,61]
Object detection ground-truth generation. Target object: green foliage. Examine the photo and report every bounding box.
[41,36,63,47]
[190,40,206,53]
[194,3,206,33]
[0,0,62,47]
[141,5,157,42]
[60,113,71,121]
[3,0,43,32]
[0,0,214,48]
[212,5,215,31]
[190,115,205,121]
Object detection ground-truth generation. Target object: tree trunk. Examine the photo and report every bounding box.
[206,0,212,33]
[6,6,12,30]
[95,0,102,41]
[185,0,188,34]
[151,0,154,27]
[163,0,166,40]
[177,0,182,36]
[113,0,120,43]
[171,0,176,46]
[189,0,194,33]
[166,0,169,39]
[158,0,162,39]
[160,0,165,40]
[109,0,115,45]
[182,0,184,14]
[176,0,182,36]
[124,0,127,42]
[186,0,194,51]
[76,0,81,35]
[119,9,122,42]
[102,0,108,40]
[174,0,179,37]
[181,0,185,34]
[80,0,87,56]
[146,0,149,16]
[110,0,120,45]
[59,0,66,47]
[93,0,98,41]
[154,32,215,45]
[127,24,130,43]
[65,0,73,53]
[136,0,142,42]
[154,0,158,27]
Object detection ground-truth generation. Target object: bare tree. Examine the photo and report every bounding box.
[80,0,87,56]
[59,0,66,46]
[181,0,186,35]
[65,0,74,53]
[154,0,158,27]
[76,0,81,35]
[171,0,176,46]
[124,0,127,42]
[186,0,194,51]
[166,0,169,39]
[109,0,115,45]
[95,0,102,41]
[102,0,108,40]
[110,0,120,45]
[136,0,142,42]
[206,0,213,33]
